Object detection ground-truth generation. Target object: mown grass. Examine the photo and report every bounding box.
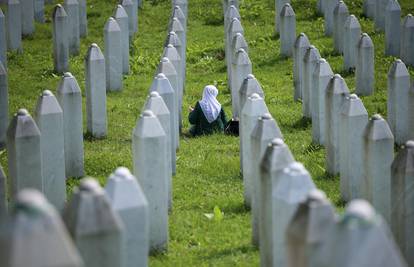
[0,0,414,265]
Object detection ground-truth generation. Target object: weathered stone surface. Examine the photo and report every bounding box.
[56,72,84,178]
[356,33,375,96]
[105,167,149,267]
[85,43,107,138]
[259,138,294,267]
[269,162,316,267]
[21,0,35,36]
[375,0,388,31]
[333,1,349,54]
[275,0,290,33]
[35,90,66,211]
[52,4,69,73]
[64,178,123,267]
[322,199,407,267]
[311,58,333,145]
[343,15,361,71]
[132,110,169,252]
[231,48,252,119]
[64,0,80,55]
[303,45,321,119]
[363,114,394,223]
[387,59,410,145]
[0,164,6,215]
[293,33,310,101]
[1,189,83,267]
[286,189,336,267]
[241,94,268,207]
[6,109,43,205]
[324,0,339,36]
[0,9,7,68]
[325,74,349,175]
[114,5,130,75]
[0,61,8,150]
[251,113,283,246]
[385,0,401,56]
[339,94,368,201]
[34,0,44,23]
[78,0,87,37]
[5,0,22,52]
[401,14,414,67]
[279,3,296,58]
[143,92,173,210]
[104,17,122,91]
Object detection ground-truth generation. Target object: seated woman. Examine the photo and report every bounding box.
[188,85,227,136]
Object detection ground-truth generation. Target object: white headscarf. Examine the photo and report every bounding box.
[199,85,221,123]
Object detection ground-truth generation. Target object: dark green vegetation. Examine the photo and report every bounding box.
[1,0,414,265]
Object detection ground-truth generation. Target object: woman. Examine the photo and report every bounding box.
[188,85,227,136]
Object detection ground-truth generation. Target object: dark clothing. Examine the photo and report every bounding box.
[188,102,227,136]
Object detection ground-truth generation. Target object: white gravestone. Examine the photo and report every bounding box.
[52,4,69,73]
[400,14,414,67]
[104,17,122,92]
[333,1,348,54]
[6,0,22,52]
[114,5,130,75]
[0,61,8,150]
[64,0,80,55]
[231,48,252,119]
[343,15,361,71]
[356,33,375,96]
[78,0,87,37]
[385,0,401,57]
[293,33,310,101]
[21,0,35,36]
[279,3,296,58]
[303,45,321,119]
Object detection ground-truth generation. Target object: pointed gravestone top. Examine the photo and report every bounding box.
[294,33,310,48]
[164,44,181,60]
[252,113,283,140]
[387,0,401,11]
[304,46,321,63]
[225,5,241,20]
[53,4,68,17]
[341,94,367,117]
[165,31,182,48]
[365,114,394,141]
[150,73,175,95]
[144,92,170,116]
[58,73,81,94]
[86,43,104,61]
[104,17,121,32]
[172,5,185,20]
[170,17,184,32]
[261,138,294,173]
[36,90,63,115]
[157,57,177,76]
[234,48,251,65]
[114,5,128,18]
[275,162,315,201]
[229,17,243,32]
[335,1,348,14]
[133,110,166,138]
[392,140,414,174]
[388,59,409,77]
[328,74,350,94]
[316,58,333,74]
[359,33,374,48]
[281,3,295,16]
[7,109,41,139]
[345,14,361,29]
[344,199,376,222]
[240,74,264,97]
[233,33,248,49]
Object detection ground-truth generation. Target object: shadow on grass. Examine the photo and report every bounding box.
[257,55,287,68]
[288,116,312,131]
[199,245,257,261]
[338,68,355,78]
[222,202,249,215]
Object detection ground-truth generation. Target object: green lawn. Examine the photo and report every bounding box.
[1,0,414,265]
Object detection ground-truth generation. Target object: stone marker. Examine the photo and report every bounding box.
[1,189,83,267]
[279,3,296,58]
[275,0,290,33]
[105,167,149,267]
[0,61,7,150]
[312,58,333,145]
[343,15,361,71]
[223,0,238,16]
[391,141,414,267]
[21,0,35,36]
[363,0,376,19]
[0,9,6,68]
[241,94,268,207]
[400,14,414,67]
[224,6,240,66]
[323,199,407,267]
[385,0,401,57]
[387,59,410,145]
[163,44,182,106]
[227,18,244,89]
[121,0,134,39]
[56,72,84,178]
[6,0,22,52]
[325,74,349,175]
[149,73,178,152]
[35,90,66,211]
[64,0,80,55]
[316,0,325,15]
[79,0,87,37]
[259,138,295,267]
[286,189,337,267]
[303,45,321,119]
[52,4,69,73]
[239,74,264,116]
[293,33,310,101]
[363,114,393,222]
[104,17,122,91]
[324,0,339,36]
[34,0,44,23]
[114,5,130,75]
[375,0,388,31]
[165,31,183,68]
[251,113,283,246]
[231,48,252,119]
[339,94,368,201]
[268,162,316,267]
[132,110,169,252]
[356,33,375,96]
[172,0,187,18]
[172,5,186,32]
[64,178,123,267]
[143,92,173,209]
[0,164,6,214]
[6,109,43,204]
[169,18,186,74]
[333,1,349,54]
[230,33,248,96]
[85,43,107,138]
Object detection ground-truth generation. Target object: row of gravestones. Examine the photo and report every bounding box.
[224,0,411,266]
[0,0,189,266]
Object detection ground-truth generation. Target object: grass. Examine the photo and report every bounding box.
[1,0,414,265]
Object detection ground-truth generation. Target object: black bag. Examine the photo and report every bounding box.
[225,118,239,136]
